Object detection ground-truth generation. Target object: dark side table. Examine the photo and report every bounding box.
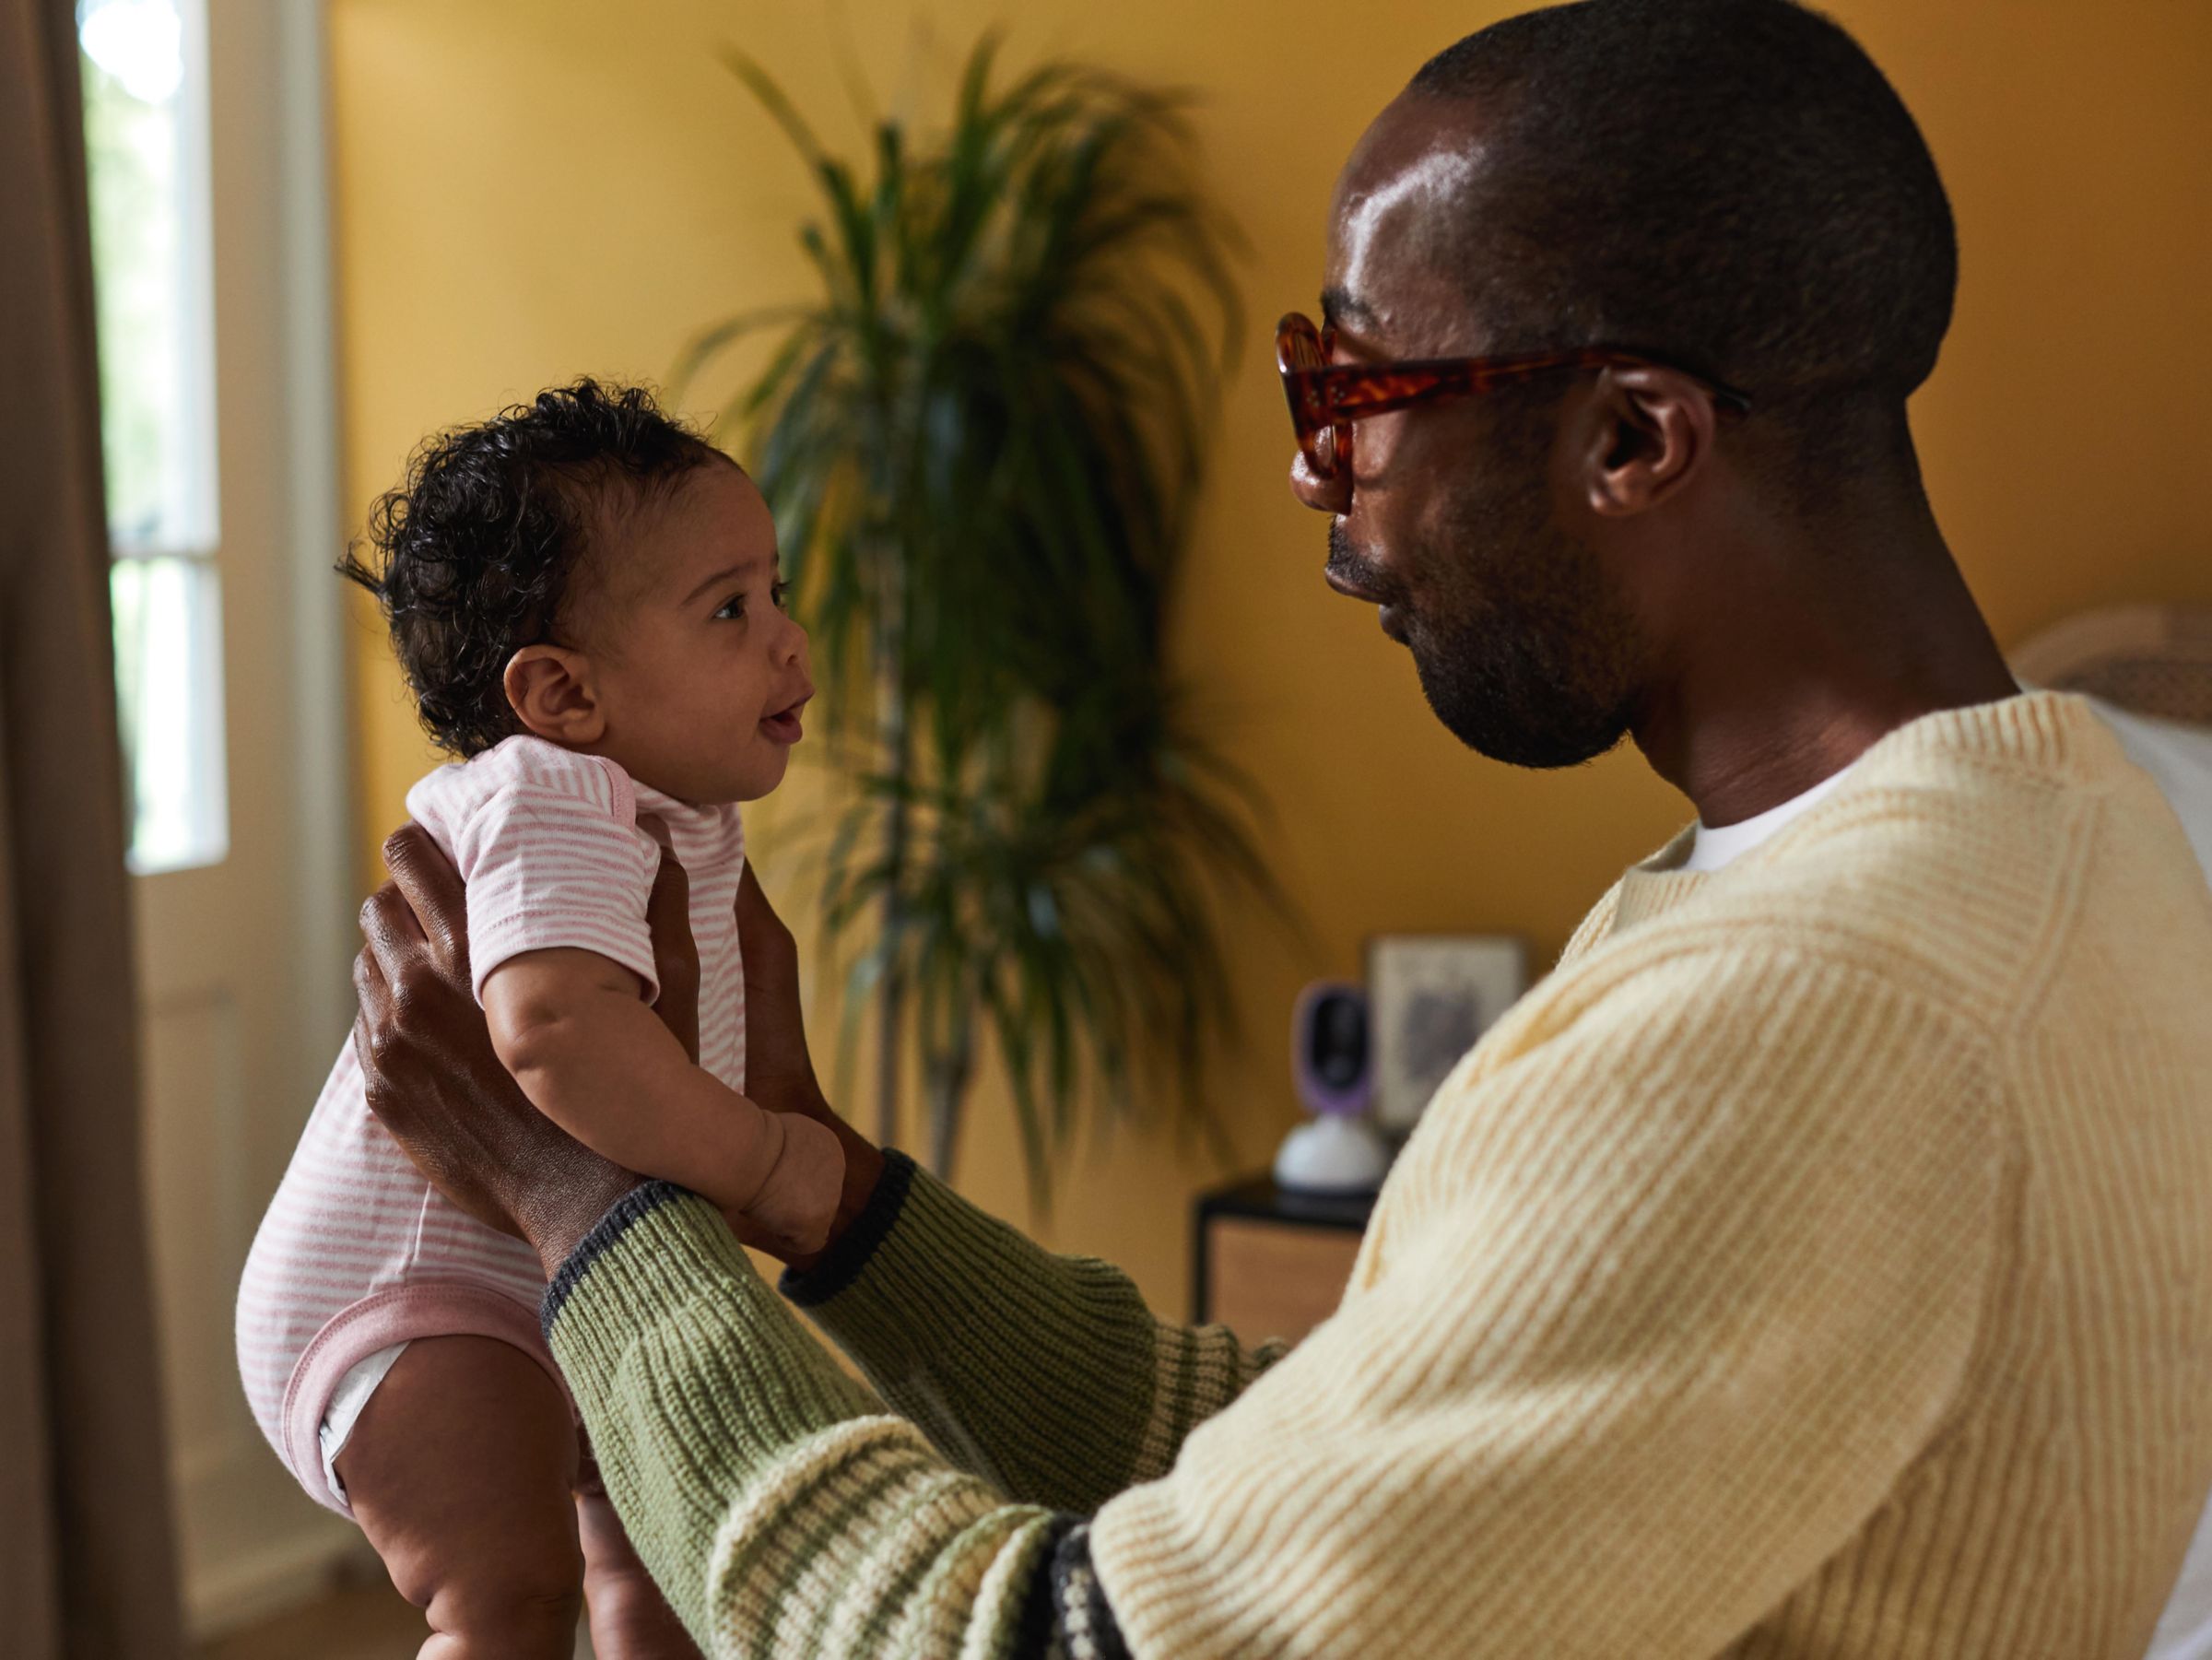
[1193,1175,1377,1347]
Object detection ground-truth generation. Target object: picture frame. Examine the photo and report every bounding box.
[1367,935,1529,1133]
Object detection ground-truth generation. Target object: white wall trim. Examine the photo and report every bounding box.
[276,0,357,1058]
[159,1,360,1639]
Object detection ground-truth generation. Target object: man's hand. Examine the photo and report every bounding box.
[353,825,638,1276]
[649,862,883,1268]
[734,865,885,1262]
[353,820,884,1276]
[634,815,700,1064]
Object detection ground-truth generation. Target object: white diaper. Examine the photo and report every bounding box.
[318,1341,410,1500]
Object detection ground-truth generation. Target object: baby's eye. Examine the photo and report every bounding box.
[771,579,792,612]
[712,593,746,621]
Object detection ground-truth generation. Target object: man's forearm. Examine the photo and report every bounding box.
[784,1155,1284,1515]
[542,1184,1111,1655]
[523,1158,642,1279]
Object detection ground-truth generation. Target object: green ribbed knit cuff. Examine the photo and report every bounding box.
[775,1156,1002,1350]
[781,1149,917,1309]
[776,1157,1165,1513]
[545,1184,880,1466]
[542,1179,687,1339]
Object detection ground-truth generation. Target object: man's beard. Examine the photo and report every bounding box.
[1330,497,1641,770]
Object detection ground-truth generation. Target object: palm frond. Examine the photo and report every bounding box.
[687,35,1292,1201]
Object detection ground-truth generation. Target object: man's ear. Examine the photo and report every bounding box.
[503,644,606,745]
[1577,366,1715,518]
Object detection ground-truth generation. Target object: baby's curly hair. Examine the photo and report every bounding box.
[341,378,726,758]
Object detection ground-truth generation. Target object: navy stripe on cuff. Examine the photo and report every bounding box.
[778,1148,917,1309]
[1048,1521,1131,1660]
[540,1179,688,1340]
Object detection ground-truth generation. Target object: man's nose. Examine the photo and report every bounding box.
[1289,448,1353,515]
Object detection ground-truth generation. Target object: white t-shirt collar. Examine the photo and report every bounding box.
[1679,766,1854,875]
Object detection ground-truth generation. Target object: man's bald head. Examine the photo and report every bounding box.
[1402,0,1956,494]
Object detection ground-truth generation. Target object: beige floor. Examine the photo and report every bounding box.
[195,1583,603,1660]
[195,1583,424,1660]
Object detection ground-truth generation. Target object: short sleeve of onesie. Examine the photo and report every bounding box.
[404,735,664,1004]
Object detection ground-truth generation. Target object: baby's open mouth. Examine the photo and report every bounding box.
[759,691,811,746]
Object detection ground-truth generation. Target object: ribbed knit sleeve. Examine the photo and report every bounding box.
[523,697,2212,1656]
[1088,942,2006,1658]
[545,1184,1080,1656]
[785,1153,1283,1513]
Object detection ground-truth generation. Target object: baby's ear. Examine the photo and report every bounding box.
[503,644,605,745]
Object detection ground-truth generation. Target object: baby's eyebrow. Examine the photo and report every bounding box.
[679,555,768,608]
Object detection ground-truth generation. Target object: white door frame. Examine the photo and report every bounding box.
[272,0,355,1049]
[127,0,359,1635]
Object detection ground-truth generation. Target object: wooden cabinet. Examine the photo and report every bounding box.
[1193,1177,1374,1348]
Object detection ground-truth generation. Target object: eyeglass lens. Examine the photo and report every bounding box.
[1279,315,1341,478]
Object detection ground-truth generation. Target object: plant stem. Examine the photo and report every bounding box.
[924,1036,974,1181]
[874,910,903,1149]
[873,532,912,1153]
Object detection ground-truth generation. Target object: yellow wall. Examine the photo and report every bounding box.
[329,0,2212,1316]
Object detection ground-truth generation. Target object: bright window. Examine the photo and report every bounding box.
[79,0,228,874]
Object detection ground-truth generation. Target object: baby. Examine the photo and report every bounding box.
[236,380,840,1656]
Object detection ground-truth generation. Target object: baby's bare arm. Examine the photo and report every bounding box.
[482,948,786,1214]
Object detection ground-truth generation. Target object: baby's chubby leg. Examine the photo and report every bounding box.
[577,1480,703,1658]
[337,1336,584,1659]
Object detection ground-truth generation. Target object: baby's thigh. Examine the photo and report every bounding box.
[337,1336,583,1653]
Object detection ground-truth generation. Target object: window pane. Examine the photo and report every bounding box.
[112,557,229,875]
[80,0,218,556]
[81,0,227,873]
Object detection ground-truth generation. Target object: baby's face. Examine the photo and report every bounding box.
[580,462,813,804]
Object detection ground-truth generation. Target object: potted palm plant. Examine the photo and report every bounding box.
[680,36,1281,1200]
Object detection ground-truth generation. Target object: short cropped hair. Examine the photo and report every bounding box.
[1410,0,1957,480]
[341,378,725,758]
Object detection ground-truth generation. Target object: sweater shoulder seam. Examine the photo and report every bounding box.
[1563,926,2006,1055]
[1996,792,2105,1044]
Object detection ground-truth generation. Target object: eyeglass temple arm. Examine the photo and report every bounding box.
[1301,355,1752,418]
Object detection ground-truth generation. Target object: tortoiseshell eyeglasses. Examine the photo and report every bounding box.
[1276,311,1753,483]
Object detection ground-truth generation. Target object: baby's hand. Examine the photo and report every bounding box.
[735,1114,845,1256]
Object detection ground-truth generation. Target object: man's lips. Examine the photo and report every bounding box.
[1324,566,1386,605]
[1324,566,1406,642]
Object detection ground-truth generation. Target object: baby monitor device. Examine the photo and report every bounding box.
[1274,980,1390,1195]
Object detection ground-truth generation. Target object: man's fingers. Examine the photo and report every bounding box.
[735,862,798,969]
[644,834,701,1063]
[350,952,376,1051]
[351,939,402,1065]
[350,1007,376,1088]
[735,861,771,927]
[646,837,688,920]
[646,842,696,983]
[351,946,394,1077]
[734,864,803,1037]
[359,881,426,967]
[641,813,697,1002]
[382,824,469,973]
[351,939,384,1007]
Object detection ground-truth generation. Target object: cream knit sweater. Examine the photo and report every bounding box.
[544,691,2212,1656]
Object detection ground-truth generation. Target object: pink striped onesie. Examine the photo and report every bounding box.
[235,735,746,1514]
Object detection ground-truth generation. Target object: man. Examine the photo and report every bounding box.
[353,1,2212,1653]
